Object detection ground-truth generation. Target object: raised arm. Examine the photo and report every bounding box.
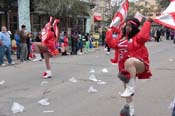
[136,20,152,44]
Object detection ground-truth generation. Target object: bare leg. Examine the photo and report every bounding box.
[33,42,48,53]
[122,57,145,116]
[33,42,52,78]
[43,53,51,70]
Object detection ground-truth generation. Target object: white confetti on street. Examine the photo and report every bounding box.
[11,102,24,114]
[88,86,98,93]
[89,74,98,82]
[102,68,108,73]
[38,98,50,106]
[0,80,5,85]
[97,81,107,85]
[43,110,54,113]
[89,68,95,73]
[69,77,77,83]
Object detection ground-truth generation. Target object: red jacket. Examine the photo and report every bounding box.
[106,21,152,79]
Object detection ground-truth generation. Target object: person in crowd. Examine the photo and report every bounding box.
[19,25,28,62]
[85,33,90,52]
[156,29,161,42]
[102,29,106,46]
[71,31,75,54]
[32,17,60,79]
[89,34,94,49]
[106,17,153,116]
[26,32,32,60]
[71,31,79,55]
[78,32,83,54]
[0,26,15,66]
[170,30,175,40]
[14,30,21,59]
[61,32,69,55]
[166,28,170,40]
[105,43,110,55]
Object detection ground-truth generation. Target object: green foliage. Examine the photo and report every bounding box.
[155,0,170,9]
[105,1,122,25]
[33,0,91,17]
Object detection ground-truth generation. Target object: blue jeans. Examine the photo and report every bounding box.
[0,45,12,64]
[16,45,21,59]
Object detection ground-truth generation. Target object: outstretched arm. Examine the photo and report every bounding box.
[136,19,153,44]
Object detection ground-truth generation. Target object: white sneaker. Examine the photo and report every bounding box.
[42,70,52,79]
[120,78,135,97]
[78,52,83,55]
[10,61,15,65]
[33,53,42,61]
[106,52,110,55]
[32,58,42,62]
[120,86,134,97]
[0,63,6,67]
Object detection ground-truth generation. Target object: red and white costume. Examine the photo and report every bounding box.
[41,17,60,56]
[106,21,152,79]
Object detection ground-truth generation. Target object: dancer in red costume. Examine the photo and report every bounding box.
[106,18,153,116]
[32,17,60,79]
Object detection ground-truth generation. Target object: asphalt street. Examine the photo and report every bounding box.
[0,40,175,116]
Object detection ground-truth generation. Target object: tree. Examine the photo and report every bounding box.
[33,0,91,18]
[33,0,92,31]
[104,0,123,25]
[155,0,170,9]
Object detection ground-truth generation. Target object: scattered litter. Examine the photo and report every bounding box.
[0,80,5,85]
[169,58,174,62]
[11,102,24,114]
[69,77,77,83]
[43,110,54,113]
[102,68,108,73]
[89,75,98,82]
[88,86,98,93]
[169,97,175,110]
[89,69,95,73]
[97,81,107,85]
[38,98,50,106]
[40,81,48,86]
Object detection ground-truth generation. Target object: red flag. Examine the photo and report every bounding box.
[110,0,129,29]
[154,0,175,30]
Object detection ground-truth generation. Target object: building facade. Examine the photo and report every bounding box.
[90,0,111,32]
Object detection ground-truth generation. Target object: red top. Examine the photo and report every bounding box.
[42,30,57,50]
[63,36,69,47]
[41,18,59,56]
[106,21,152,79]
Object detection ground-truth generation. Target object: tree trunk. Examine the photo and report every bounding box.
[18,0,31,32]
